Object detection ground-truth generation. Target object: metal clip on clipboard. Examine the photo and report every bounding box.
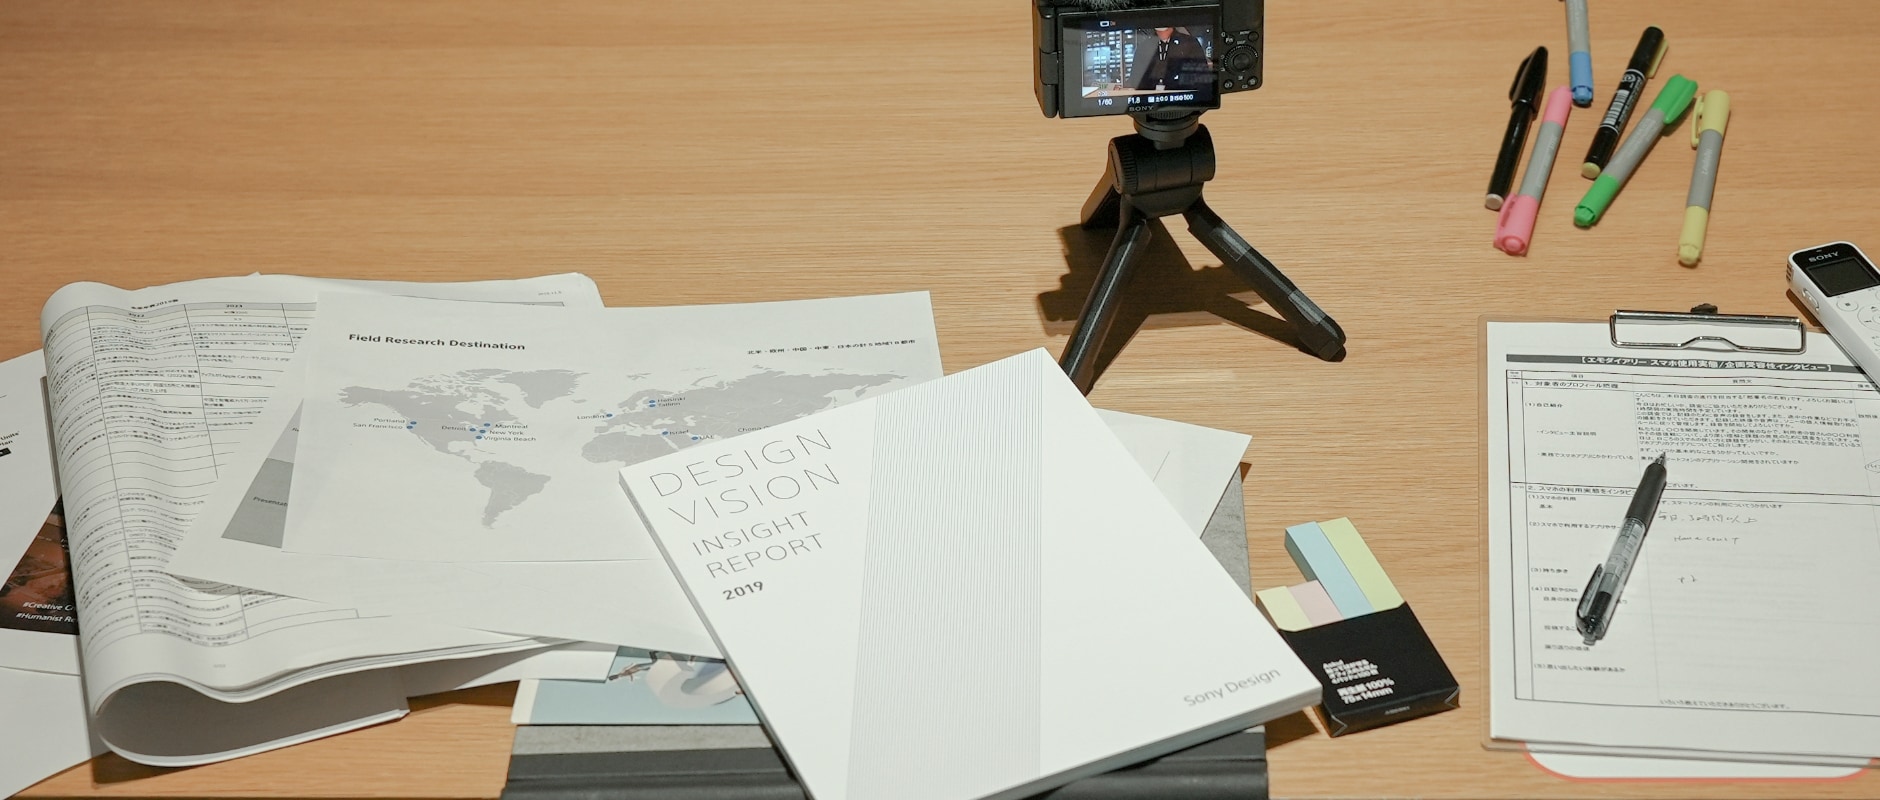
[1608,305,1807,354]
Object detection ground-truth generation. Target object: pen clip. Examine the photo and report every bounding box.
[1690,90,1731,147]
[1645,36,1669,78]
[1690,93,1707,147]
[1575,565,1604,620]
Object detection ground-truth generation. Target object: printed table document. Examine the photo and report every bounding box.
[35,274,599,766]
[1487,321,1880,759]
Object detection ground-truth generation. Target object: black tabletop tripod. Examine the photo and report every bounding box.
[1057,112,1347,394]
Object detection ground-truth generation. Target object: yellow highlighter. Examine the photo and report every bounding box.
[1679,91,1731,266]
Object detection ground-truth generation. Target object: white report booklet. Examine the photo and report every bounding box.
[619,349,1319,800]
[514,408,1252,726]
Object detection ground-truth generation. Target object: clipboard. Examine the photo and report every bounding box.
[1606,306,1806,354]
[1474,308,1878,779]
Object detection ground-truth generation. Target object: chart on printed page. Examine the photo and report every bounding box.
[286,291,940,564]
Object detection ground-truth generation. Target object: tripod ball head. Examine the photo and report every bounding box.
[1113,122,1216,199]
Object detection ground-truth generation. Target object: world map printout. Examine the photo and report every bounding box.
[283,291,942,565]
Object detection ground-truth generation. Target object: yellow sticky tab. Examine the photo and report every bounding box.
[1256,586,1312,632]
[1317,518,1405,610]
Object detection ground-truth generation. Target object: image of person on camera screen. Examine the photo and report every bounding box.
[1131,26,1209,92]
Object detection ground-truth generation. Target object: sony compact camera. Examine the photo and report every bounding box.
[1033,0,1263,118]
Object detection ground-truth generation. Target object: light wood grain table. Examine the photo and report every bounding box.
[6,0,1880,797]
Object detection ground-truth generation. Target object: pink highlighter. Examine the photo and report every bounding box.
[1495,87,1574,255]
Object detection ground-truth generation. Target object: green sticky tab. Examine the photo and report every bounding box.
[1576,174,1622,226]
[1256,586,1313,632]
[1649,75,1699,123]
[1317,518,1404,611]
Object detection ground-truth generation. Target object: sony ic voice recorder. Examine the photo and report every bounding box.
[1789,241,1880,383]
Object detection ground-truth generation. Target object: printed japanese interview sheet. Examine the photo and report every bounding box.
[1486,321,1880,760]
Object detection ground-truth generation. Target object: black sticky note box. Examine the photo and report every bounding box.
[1276,603,1458,736]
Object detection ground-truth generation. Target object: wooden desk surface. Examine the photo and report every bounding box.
[5,0,1878,797]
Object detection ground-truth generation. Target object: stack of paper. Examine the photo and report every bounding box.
[11,269,1312,791]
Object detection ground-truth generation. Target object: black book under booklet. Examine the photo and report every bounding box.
[500,727,1266,800]
[500,474,1272,800]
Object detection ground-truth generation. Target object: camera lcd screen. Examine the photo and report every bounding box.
[1805,255,1880,297]
[1059,6,1221,118]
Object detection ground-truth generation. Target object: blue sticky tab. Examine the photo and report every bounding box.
[1284,522,1374,619]
[1570,53,1595,106]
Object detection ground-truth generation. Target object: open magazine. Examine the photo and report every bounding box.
[33,273,608,767]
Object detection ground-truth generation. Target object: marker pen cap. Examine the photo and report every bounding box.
[1575,175,1622,227]
[1570,53,1594,105]
[1651,75,1700,121]
[1691,90,1731,144]
[1495,196,1539,255]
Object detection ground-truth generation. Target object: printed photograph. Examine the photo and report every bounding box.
[0,501,79,635]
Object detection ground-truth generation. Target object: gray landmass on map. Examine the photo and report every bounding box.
[581,370,904,466]
[342,384,519,456]
[475,461,552,527]
[341,368,584,527]
[342,367,899,527]
[498,369,583,408]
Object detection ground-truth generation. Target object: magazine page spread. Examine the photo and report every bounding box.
[37,273,602,765]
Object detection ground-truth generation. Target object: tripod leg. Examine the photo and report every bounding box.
[1061,203,1152,394]
[1080,161,1123,229]
[1182,198,1347,361]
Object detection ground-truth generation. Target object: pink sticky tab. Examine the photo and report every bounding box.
[1289,580,1344,628]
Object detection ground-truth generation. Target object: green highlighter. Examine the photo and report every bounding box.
[1575,74,1699,227]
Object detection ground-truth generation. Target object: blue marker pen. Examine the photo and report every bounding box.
[1564,0,1594,105]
